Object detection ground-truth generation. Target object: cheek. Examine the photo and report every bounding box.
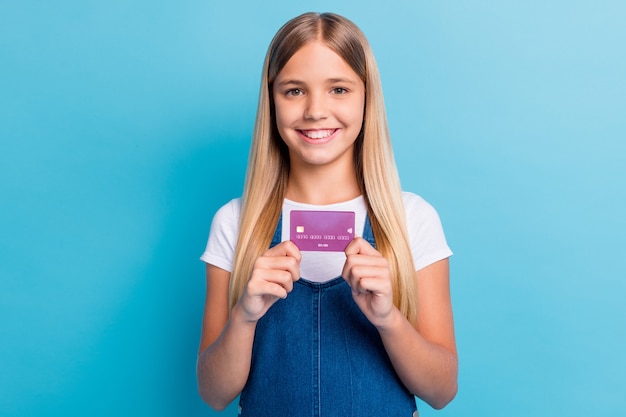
[273,100,295,129]
[340,101,365,129]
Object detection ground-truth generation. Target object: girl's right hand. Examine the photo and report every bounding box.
[236,240,301,323]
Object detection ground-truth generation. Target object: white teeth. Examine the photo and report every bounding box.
[302,129,334,139]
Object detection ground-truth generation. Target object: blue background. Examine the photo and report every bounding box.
[1,1,625,416]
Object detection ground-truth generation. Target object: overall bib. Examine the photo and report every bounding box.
[239,216,418,417]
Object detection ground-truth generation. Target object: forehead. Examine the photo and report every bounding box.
[275,41,362,84]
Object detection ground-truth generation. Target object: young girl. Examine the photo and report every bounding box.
[197,12,457,416]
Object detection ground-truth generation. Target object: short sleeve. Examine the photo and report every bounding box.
[403,192,453,271]
[199,198,242,272]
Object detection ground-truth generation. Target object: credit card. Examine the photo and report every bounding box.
[290,210,355,252]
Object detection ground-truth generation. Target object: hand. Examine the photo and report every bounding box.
[237,240,301,323]
[342,238,395,328]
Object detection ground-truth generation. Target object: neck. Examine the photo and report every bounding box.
[286,164,361,205]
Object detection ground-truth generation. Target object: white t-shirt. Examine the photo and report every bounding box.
[200,192,452,282]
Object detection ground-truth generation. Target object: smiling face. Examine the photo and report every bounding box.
[272,40,366,172]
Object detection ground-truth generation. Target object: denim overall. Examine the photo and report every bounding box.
[238,216,418,417]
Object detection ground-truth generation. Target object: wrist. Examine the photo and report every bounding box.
[230,302,259,329]
[374,306,404,334]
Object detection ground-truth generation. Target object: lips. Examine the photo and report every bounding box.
[297,129,339,144]
[300,129,335,139]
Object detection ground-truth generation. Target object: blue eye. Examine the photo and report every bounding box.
[332,87,348,94]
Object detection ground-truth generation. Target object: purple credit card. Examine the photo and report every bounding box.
[290,210,355,252]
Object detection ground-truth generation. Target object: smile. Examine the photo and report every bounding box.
[298,129,339,142]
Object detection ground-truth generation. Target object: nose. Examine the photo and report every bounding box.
[304,92,327,121]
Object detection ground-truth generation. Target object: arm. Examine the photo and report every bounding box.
[378,259,457,409]
[343,239,457,409]
[196,264,256,410]
[196,242,301,410]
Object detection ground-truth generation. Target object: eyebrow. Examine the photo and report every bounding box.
[275,79,305,87]
[275,78,359,87]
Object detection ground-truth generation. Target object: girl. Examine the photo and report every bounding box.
[197,12,457,416]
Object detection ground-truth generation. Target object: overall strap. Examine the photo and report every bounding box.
[269,213,282,249]
[362,214,377,249]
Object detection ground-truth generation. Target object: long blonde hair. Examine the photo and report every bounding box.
[229,12,418,324]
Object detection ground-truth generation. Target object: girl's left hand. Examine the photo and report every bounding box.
[341,237,395,328]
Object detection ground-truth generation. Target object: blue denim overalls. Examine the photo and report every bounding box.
[238,215,418,416]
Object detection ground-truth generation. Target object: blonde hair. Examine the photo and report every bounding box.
[229,12,418,324]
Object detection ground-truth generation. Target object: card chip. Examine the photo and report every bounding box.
[296,226,304,233]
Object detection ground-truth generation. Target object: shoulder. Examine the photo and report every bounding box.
[401,191,452,269]
[201,198,242,270]
[402,191,428,208]
[401,191,439,219]
[209,198,242,242]
[211,198,242,226]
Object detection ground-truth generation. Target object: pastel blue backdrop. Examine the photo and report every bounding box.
[1,1,624,416]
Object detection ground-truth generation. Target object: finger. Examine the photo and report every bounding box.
[352,272,392,295]
[255,255,300,283]
[250,278,289,299]
[345,254,389,268]
[344,265,390,292]
[344,237,381,257]
[342,252,389,283]
[249,269,295,297]
[265,240,302,263]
